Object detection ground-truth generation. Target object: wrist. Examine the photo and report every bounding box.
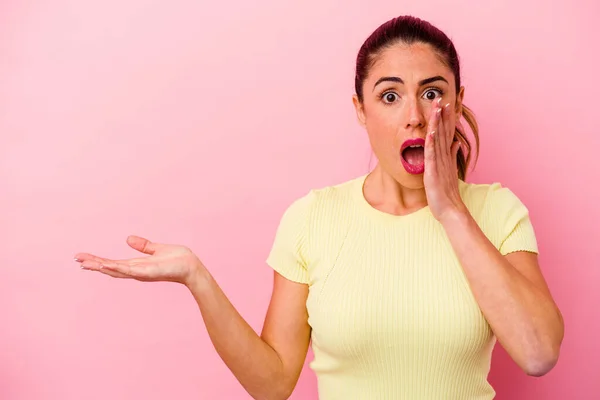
[184,257,212,290]
[438,204,472,227]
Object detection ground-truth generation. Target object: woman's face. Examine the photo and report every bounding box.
[353,42,464,189]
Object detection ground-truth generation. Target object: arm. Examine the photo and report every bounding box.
[77,191,314,398]
[76,235,310,400]
[439,210,564,376]
[423,99,563,376]
[188,268,311,400]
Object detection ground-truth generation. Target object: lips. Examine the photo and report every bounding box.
[400,138,425,175]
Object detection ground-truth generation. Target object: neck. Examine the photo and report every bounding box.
[363,166,428,216]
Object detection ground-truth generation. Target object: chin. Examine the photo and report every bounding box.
[373,160,425,189]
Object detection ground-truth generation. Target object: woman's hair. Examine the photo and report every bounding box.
[355,15,479,180]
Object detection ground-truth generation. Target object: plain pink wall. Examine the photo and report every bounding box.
[1,1,598,399]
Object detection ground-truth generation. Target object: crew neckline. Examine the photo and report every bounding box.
[352,173,432,222]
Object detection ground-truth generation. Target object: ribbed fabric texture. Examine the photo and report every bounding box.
[266,174,538,400]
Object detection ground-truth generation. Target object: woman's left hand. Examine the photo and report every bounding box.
[423,97,468,223]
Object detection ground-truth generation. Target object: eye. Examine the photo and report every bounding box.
[381,92,399,104]
[422,88,443,101]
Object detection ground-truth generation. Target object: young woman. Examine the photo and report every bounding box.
[75,15,564,399]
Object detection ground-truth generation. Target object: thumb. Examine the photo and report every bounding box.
[126,235,159,255]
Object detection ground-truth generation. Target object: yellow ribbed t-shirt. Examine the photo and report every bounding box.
[266,174,538,400]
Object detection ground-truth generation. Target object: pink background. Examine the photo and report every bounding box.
[1,1,598,399]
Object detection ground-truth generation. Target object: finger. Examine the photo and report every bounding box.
[74,252,102,263]
[126,235,159,255]
[80,259,145,279]
[102,261,155,279]
[95,268,132,279]
[425,126,437,169]
[433,97,445,161]
[79,260,104,271]
[426,96,440,136]
[425,114,438,172]
[78,259,133,278]
[436,98,448,157]
[74,254,115,265]
[74,253,147,267]
[443,102,454,154]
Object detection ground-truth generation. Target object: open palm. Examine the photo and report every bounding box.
[74,235,202,286]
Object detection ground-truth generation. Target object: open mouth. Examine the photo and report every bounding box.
[400,138,425,175]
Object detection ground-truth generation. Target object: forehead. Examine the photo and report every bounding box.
[368,42,454,85]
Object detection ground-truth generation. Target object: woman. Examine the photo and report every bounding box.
[75,15,564,399]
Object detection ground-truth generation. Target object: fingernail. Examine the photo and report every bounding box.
[444,103,451,109]
[436,108,442,115]
[74,258,81,262]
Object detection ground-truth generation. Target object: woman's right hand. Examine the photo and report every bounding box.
[74,235,205,287]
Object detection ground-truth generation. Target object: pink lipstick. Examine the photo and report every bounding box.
[400,138,425,175]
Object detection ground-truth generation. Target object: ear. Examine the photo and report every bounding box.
[352,94,366,127]
[455,86,465,117]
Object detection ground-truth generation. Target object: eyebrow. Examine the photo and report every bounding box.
[372,75,449,91]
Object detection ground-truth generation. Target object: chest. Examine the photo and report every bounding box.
[304,220,493,361]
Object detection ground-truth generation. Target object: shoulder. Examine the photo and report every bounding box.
[461,180,538,254]
[282,174,365,217]
[268,175,364,265]
[460,180,532,232]
[459,179,512,203]
[460,180,530,217]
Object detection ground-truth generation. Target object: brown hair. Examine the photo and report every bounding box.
[355,15,479,179]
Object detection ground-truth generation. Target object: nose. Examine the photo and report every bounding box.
[404,97,425,130]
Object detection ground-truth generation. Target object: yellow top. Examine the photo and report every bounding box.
[266,174,538,399]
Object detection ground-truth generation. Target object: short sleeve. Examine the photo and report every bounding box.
[483,184,539,256]
[266,191,314,284]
